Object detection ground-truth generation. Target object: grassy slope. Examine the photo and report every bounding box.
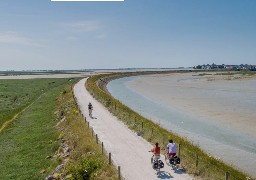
[0,78,118,180]
[0,78,74,179]
[57,85,118,179]
[0,79,64,127]
[86,73,251,180]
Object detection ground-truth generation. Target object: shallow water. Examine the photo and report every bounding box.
[107,75,256,177]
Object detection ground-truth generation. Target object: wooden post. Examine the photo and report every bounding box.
[96,134,98,144]
[225,172,229,180]
[178,144,181,157]
[109,153,112,165]
[101,142,104,154]
[142,122,144,130]
[196,155,199,169]
[84,117,86,123]
[91,128,94,136]
[87,121,90,128]
[118,166,121,180]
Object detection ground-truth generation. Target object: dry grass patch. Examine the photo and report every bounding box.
[55,85,118,180]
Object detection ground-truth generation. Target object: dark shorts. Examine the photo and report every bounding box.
[168,153,176,157]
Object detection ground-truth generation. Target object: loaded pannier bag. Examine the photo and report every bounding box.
[159,160,164,168]
[169,156,180,165]
[169,156,175,165]
[175,157,180,164]
[153,161,158,169]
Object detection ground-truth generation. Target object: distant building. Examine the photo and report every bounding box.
[193,63,256,71]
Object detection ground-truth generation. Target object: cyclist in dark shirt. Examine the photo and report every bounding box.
[88,102,93,117]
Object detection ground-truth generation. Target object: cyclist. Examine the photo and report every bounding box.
[150,142,161,163]
[88,102,93,117]
[166,139,176,157]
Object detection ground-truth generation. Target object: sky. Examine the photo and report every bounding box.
[0,0,256,70]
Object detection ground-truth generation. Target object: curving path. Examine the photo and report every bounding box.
[73,78,193,180]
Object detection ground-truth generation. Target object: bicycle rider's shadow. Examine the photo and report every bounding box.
[89,115,97,119]
[157,171,173,179]
[173,168,185,175]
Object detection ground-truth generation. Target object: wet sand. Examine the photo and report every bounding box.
[117,72,256,177]
[127,72,256,138]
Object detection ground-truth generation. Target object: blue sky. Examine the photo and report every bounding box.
[0,0,255,70]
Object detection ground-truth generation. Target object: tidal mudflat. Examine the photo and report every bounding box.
[107,72,256,177]
[128,73,256,138]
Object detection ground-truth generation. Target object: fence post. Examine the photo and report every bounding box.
[225,172,229,180]
[84,116,86,123]
[91,128,94,136]
[88,121,90,128]
[118,166,121,180]
[109,153,112,165]
[96,134,98,144]
[196,155,199,172]
[102,142,104,154]
[178,144,181,157]
[142,122,144,130]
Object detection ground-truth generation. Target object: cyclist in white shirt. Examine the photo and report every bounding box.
[166,139,176,157]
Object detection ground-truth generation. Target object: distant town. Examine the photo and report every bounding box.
[193,63,256,71]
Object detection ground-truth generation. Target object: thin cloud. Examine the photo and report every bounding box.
[64,21,100,33]
[0,32,43,47]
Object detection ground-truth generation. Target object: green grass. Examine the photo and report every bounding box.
[0,78,119,180]
[57,86,119,179]
[86,73,251,180]
[0,79,68,127]
[0,78,76,179]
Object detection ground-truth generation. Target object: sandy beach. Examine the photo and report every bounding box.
[127,72,256,138]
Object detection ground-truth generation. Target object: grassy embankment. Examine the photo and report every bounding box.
[56,82,119,179]
[0,78,118,179]
[86,72,251,180]
[0,79,62,128]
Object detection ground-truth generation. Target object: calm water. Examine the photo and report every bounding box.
[107,76,256,177]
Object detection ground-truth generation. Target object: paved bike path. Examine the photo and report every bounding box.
[74,78,192,180]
